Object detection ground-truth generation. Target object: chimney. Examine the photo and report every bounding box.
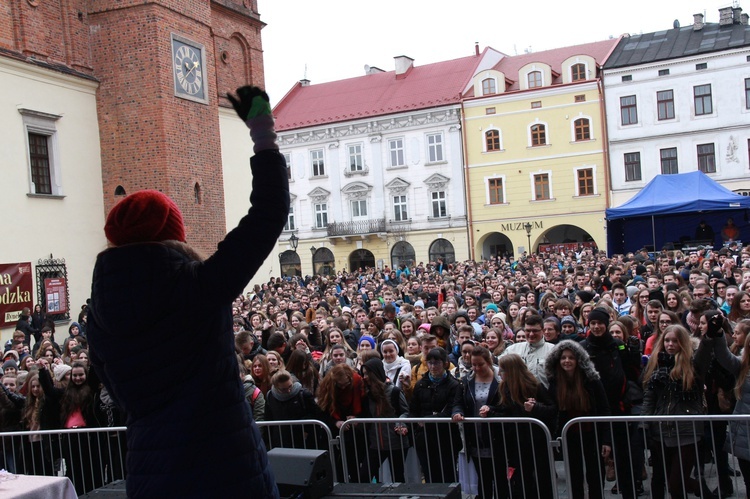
[300,79,310,87]
[733,7,743,23]
[719,6,734,25]
[742,13,749,25]
[365,65,385,75]
[693,13,704,30]
[475,42,480,56]
[394,55,414,78]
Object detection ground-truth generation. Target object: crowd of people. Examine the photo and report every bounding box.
[2,243,750,497]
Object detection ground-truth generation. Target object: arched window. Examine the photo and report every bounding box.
[428,238,455,264]
[114,185,126,196]
[527,71,542,88]
[194,182,202,204]
[530,124,546,146]
[571,63,586,82]
[485,130,500,151]
[481,78,496,95]
[574,118,590,141]
[391,241,416,269]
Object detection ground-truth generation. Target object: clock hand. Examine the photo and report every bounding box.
[185,61,200,78]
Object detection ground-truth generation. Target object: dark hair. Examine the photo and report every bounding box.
[524,314,544,328]
[425,347,447,363]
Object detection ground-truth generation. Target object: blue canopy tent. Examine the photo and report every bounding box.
[606,171,750,254]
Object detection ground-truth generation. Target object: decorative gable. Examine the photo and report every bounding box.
[385,177,411,194]
[424,173,450,191]
[341,181,373,200]
[308,187,331,202]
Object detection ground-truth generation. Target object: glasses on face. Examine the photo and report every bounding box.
[659,320,671,325]
[525,328,542,334]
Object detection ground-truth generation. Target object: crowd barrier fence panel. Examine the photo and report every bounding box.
[562,414,750,499]
[339,416,558,499]
[256,419,337,481]
[0,427,127,495]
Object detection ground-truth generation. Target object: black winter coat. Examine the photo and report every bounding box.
[87,150,288,499]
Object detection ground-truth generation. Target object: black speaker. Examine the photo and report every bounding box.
[322,482,461,498]
[267,448,334,499]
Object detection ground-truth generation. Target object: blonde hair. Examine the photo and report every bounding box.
[642,325,695,391]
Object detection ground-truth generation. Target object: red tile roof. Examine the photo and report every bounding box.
[464,39,620,97]
[273,54,483,131]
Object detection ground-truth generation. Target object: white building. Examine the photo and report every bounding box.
[272,53,496,276]
[604,6,750,208]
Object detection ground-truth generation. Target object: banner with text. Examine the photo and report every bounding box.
[0,262,33,328]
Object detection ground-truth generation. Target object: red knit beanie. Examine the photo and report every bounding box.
[104,190,186,246]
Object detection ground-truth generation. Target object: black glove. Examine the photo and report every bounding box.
[627,336,640,349]
[227,86,271,121]
[706,313,724,338]
[227,86,277,153]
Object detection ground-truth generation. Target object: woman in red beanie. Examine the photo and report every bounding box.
[87,86,287,499]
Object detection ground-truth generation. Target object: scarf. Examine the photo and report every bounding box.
[270,381,302,402]
[428,371,448,384]
[383,356,406,376]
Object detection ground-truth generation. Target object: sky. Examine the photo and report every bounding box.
[259,0,736,106]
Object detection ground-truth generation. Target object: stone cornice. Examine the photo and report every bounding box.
[278,107,460,147]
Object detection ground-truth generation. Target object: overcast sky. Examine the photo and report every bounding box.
[260,0,734,106]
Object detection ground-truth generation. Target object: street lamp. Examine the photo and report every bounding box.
[310,246,317,255]
[288,233,299,252]
[524,222,533,254]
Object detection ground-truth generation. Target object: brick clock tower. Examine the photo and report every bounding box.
[88,0,266,255]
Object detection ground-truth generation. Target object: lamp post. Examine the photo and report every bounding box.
[288,233,299,252]
[524,222,532,254]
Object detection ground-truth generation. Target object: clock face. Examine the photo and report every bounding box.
[171,36,207,102]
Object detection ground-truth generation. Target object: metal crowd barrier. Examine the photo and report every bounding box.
[339,416,558,499]
[0,427,126,495]
[1,414,748,498]
[561,414,750,499]
[256,419,338,481]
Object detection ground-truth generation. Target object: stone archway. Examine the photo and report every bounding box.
[477,232,514,260]
[428,238,455,263]
[349,249,375,271]
[279,250,301,277]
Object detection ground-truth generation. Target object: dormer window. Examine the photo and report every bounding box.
[571,63,586,82]
[528,71,542,88]
[482,78,496,95]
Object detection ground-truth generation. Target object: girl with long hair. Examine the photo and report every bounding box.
[644,310,681,356]
[493,353,555,498]
[19,372,48,475]
[545,340,611,499]
[265,350,284,375]
[250,354,272,396]
[729,291,750,327]
[285,349,320,396]
[642,325,712,499]
[359,358,410,483]
[632,289,651,326]
[665,290,686,316]
[317,364,366,483]
[452,346,505,498]
[318,328,357,376]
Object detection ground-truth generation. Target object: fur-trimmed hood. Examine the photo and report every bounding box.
[545,339,600,383]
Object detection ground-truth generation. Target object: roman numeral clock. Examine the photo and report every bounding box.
[171,34,208,104]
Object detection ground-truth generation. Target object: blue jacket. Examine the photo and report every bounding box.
[87,150,288,498]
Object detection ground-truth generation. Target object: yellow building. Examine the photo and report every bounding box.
[462,40,620,259]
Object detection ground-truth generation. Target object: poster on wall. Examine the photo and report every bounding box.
[44,277,68,315]
[0,262,34,328]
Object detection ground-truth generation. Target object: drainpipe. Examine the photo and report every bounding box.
[597,77,612,253]
[460,101,475,261]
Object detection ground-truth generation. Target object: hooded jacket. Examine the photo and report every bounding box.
[544,340,611,441]
[87,150,288,499]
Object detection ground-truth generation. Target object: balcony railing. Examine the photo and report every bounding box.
[327,218,385,237]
